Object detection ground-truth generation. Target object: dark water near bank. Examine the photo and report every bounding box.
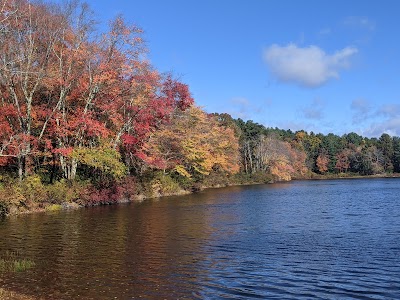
[1,178,400,299]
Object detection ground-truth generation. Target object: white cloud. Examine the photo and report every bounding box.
[364,118,400,137]
[351,102,400,137]
[263,44,358,87]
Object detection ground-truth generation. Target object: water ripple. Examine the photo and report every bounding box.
[1,179,400,299]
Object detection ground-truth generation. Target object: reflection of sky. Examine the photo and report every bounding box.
[197,179,400,298]
[1,179,400,298]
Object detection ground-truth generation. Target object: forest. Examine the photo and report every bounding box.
[1,0,400,216]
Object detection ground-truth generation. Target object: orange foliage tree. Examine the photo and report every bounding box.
[316,153,329,174]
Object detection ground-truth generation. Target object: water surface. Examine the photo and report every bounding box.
[1,178,400,299]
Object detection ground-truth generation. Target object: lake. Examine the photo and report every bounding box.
[1,178,400,299]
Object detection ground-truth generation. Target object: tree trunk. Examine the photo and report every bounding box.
[60,156,78,180]
[18,157,23,182]
[70,159,77,180]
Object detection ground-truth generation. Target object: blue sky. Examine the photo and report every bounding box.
[82,0,400,137]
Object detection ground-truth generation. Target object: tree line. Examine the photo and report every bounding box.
[232,116,400,179]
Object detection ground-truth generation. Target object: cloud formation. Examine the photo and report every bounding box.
[263,44,358,87]
[350,100,400,137]
[365,118,400,137]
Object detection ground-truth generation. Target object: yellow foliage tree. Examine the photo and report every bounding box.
[71,143,126,179]
[144,106,240,178]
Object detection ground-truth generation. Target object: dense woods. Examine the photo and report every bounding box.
[1,0,399,216]
[233,118,400,177]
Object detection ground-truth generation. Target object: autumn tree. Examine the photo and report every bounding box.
[289,146,308,177]
[143,106,240,180]
[118,74,194,176]
[0,0,194,182]
[316,153,329,174]
[47,14,149,180]
[355,146,384,175]
[0,0,69,179]
[253,135,296,181]
[294,131,321,171]
[335,149,350,173]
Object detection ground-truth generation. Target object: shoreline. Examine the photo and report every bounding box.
[2,172,400,219]
[299,172,400,181]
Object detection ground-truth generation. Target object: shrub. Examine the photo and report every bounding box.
[251,172,274,183]
[0,181,25,213]
[118,176,137,200]
[233,172,274,185]
[79,181,122,206]
[155,173,181,194]
[46,179,84,204]
[170,172,193,190]
[20,175,46,205]
[201,170,231,188]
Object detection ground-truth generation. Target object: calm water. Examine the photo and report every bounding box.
[1,178,400,299]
